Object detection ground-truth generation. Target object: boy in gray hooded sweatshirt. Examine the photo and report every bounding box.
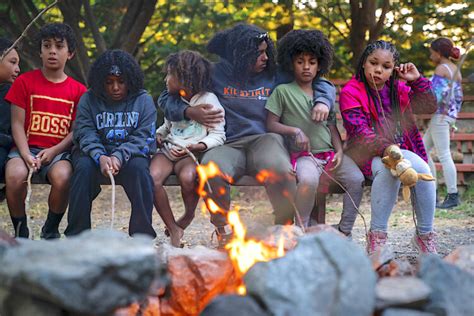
[65,50,157,237]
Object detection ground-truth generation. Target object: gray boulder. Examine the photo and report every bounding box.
[0,230,163,315]
[418,254,474,316]
[244,232,376,316]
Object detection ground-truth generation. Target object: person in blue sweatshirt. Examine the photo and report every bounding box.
[65,50,157,238]
[158,24,336,247]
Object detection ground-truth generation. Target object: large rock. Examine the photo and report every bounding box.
[157,245,238,316]
[418,255,474,316]
[376,277,431,310]
[244,232,376,316]
[0,230,162,315]
[444,245,474,275]
[201,295,270,316]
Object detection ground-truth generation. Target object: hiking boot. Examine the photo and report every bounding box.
[437,193,460,209]
[40,225,61,240]
[213,225,233,250]
[411,231,437,254]
[366,230,388,255]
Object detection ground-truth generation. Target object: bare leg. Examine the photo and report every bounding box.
[174,157,199,230]
[47,160,72,214]
[5,157,29,237]
[150,154,183,247]
[5,158,28,217]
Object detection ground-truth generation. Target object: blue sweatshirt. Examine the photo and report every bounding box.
[74,89,157,165]
[158,59,336,142]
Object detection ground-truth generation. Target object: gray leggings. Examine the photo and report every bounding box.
[423,114,458,194]
[370,150,436,234]
[295,154,364,232]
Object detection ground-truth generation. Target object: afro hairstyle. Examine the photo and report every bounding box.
[165,50,212,96]
[277,29,333,78]
[88,49,144,98]
[36,23,76,53]
[207,23,276,83]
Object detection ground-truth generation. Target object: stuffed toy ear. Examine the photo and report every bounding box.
[418,173,435,181]
[402,186,411,202]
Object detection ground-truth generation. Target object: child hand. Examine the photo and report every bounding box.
[99,155,114,177]
[186,143,207,153]
[156,134,164,148]
[330,151,343,171]
[22,153,40,171]
[170,146,187,158]
[110,156,122,175]
[395,63,420,82]
[36,147,58,165]
[294,128,310,152]
[311,102,329,122]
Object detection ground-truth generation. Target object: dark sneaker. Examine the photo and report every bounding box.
[213,225,233,250]
[40,225,61,240]
[437,193,460,209]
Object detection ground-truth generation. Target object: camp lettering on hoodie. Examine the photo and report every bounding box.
[74,89,157,165]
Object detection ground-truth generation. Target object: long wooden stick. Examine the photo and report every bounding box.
[107,169,116,230]
[0,0,60,60]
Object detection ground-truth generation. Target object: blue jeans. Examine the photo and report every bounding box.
[370,150,436,234]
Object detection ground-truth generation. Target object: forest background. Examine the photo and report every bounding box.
[1,0,472,103]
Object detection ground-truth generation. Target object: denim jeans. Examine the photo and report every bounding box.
[423,114,458,194]
[370,150,436,234]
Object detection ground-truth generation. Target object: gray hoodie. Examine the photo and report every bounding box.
[73,89,157,165]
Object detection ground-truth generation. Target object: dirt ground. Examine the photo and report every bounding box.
[0,185,472,257]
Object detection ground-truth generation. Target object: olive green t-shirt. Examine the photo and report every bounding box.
[265,81,335,154]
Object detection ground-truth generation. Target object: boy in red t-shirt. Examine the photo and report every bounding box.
[5,23,86,239]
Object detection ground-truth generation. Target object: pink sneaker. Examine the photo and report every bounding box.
[366,231,388,255]
[412,231,438,254]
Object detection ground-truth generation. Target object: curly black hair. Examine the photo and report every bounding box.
[165,50,212,96]
[36,23,76,53]
[277,29,333,78]
[88,49,144,97]
[0,38,15,56]
[207,23,276,84]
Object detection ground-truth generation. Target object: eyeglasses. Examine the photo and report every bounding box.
[256,32,269,40]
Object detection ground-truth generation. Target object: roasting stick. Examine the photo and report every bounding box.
[107,169,116,230]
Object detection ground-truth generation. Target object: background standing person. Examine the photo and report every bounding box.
[423,37,463,209]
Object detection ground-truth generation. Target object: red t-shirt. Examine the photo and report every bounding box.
[5,69,86,149]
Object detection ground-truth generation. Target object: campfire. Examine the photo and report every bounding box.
[196,162,287,295]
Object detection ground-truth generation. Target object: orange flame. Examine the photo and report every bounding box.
[196,162,286,295]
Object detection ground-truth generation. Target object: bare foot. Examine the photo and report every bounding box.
[168,226,184,248]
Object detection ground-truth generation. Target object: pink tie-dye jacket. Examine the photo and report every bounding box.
[339,76,436,177]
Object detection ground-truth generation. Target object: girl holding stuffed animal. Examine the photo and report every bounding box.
[339,40,438,254]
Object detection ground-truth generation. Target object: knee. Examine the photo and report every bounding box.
[179,170,197,190]
[297,174,318,189]
[5,162,28,187]
[49,165,72,188]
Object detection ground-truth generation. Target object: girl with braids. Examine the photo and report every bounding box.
[339,40,437,254]
[423,38,463,209]
[150,51,225,247]
[266,29,364,234]
[0,38,20,199]
[65,50,157,238]
[158,24,336,248]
